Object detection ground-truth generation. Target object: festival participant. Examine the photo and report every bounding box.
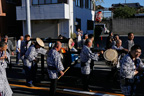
[0,42,13,96]
[112,39,128,52]
[112,34,119,46]
[3,35,14,69]
[80,39,102,91]
[23,38,47,87]
[120,45,144,96]
[82,34,88,46]
[47,41,64,96]
[21,34,32,59]
[123,32,135,51]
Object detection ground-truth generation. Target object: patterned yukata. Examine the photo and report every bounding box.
[80,45,99,75]
[80,45,99,90]
[47,48,64,96]
[0,51,13,96]
[120,53,144,96]
[23,45,47,84]
[47,48,64,79]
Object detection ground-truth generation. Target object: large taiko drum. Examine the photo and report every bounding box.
[103,49,118,67]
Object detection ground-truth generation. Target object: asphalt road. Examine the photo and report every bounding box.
[6,56,144,96]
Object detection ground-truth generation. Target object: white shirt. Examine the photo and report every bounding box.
[77,32,82,41]
[16,40,21,53]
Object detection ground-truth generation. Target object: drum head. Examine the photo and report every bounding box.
[103,49,118,61]
[68,38,74,49]
[36,37,45,47]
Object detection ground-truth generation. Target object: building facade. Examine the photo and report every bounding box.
[16,0,95,38]
[0,0,6,38]
[0,0,22,38]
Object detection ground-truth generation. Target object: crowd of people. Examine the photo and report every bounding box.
[106,32,144,96]
[0,30,144,96]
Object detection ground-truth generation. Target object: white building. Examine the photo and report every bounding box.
[16,0,95,38]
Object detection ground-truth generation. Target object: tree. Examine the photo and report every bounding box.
[113,6,136,18]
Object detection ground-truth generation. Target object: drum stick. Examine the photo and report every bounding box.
[58,67,70,80]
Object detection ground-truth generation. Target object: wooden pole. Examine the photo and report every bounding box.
[58,67,70,80]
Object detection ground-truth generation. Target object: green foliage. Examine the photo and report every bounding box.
[71,32,77,39]
[95,0,103,2]
[113,6,137,18]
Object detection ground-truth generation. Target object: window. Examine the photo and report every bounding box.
[88,0,91,9]
[52,0,57,3]
[76,0,83,8]
[58,0,67,3]
[32,0,67,5]
[87,20,94,30]
[85,0,88,8]
[76,18,81,31]
[39,0,45,4]
[85,0,94,10]
[46,0,52,4]
[33,0,38,4]
[6,0,17,4]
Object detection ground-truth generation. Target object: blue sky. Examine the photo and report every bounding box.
[96,0,144,8]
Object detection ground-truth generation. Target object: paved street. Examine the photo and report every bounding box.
[6,55,144,96]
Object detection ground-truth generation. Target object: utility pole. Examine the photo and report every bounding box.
[125,0,126,4]
[25,0,31,36]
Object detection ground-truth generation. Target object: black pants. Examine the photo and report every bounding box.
[50,79,57,96]
[24,63,37,84]
[82,74,90,90]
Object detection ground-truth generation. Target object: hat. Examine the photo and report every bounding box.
[68,38,74,49]
[36,37,45,47]
[103,49,118,61]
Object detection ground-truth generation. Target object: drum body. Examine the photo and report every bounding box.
[103,49,118,67]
